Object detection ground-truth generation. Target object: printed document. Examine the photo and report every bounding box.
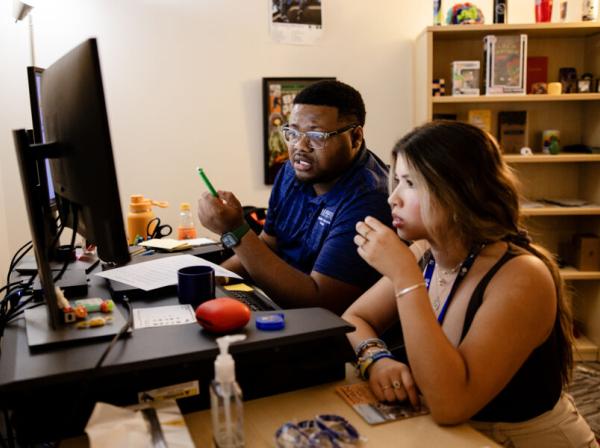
[95,254,241,291]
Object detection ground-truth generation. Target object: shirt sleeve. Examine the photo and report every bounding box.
[313,191,392,290]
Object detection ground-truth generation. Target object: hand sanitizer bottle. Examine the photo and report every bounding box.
[211,334,246,448]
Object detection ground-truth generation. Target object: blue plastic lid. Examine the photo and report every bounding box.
[256,313,285,331]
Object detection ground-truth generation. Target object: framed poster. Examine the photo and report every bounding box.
[262,77,335,184]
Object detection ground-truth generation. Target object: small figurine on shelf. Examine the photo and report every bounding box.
[578,73,593,93]
[582,0,599,21]
[433,0,442,25]
[559,67,578,93]
[531,82,547,94]
[445,3,484,24]
[432,78,446,96]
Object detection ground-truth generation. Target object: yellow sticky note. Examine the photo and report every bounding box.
[224,283,254,292]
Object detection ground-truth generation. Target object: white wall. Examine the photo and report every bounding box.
[0,0,569,280]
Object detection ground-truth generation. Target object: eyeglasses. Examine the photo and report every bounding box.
[280,123,359,150]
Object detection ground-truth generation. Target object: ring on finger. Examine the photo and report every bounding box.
[392,380,402,389]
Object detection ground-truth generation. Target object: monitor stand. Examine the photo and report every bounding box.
[24,303,129,349]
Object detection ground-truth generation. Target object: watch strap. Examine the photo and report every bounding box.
[229,222,251,240]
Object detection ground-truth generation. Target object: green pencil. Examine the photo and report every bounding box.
[197,167,218,197]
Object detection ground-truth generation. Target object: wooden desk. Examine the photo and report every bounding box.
[184,365,499,447]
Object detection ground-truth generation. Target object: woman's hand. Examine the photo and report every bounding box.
[368,358,420,408]
[354,216,421,284]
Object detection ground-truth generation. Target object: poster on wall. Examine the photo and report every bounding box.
[262,77,335,184]
[270,0,323,45]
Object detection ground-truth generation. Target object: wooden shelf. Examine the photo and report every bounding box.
[432,93,600,104]
[418,22,600,362]
[574,334,599,362]
[521,206,600,216]
[427,22,600,40]
[560,267,600,281]
[504,154,600,163]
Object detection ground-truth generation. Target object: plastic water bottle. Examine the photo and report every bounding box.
[177,202,197,240]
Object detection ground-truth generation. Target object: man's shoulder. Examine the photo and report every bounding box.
[271,162,296,193]
[343,149,389,194]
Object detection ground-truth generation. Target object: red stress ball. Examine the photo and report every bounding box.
[195,298,251,334]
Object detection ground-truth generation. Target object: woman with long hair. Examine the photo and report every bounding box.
[343,121,597,447]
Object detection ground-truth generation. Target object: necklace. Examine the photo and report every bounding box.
[436,263,461,287]
[432,268,459,312]
[423,244,485,324]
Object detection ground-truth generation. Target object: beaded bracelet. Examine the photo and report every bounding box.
[357,349,394,380]
[354,337,388,358]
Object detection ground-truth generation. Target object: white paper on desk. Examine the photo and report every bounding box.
[133,305,196,329]
[86,401,194,448]
[182,237,217,246]
[95,254,241,291]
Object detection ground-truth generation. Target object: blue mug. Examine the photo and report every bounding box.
[177,266,215,308]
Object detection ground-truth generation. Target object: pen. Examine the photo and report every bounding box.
[197,167,218,198]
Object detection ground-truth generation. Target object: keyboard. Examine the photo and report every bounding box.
[226,290,278,312]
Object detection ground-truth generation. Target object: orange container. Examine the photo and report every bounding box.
[126,194,169,244]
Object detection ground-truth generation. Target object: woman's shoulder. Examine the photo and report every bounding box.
[485,245,557,311]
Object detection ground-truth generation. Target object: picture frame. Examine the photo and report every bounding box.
[262,77,335,185]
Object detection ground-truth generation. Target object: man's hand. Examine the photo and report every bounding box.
[197,191,245,234]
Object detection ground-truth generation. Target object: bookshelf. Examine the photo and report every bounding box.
[416,23,600,361]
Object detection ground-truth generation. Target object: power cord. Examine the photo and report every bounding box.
[95,295,133,369]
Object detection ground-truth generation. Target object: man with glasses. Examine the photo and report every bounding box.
[197,80,391,314]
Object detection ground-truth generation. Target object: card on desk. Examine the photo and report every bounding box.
[336,382,428,425]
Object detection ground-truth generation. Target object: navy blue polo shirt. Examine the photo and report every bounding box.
[263,147,392,290]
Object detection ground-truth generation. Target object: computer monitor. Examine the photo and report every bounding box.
[27,66,55,204]
[26,66,59,262]
[14,38,130,345]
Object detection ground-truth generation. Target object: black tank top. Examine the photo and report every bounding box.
[460,244,562,422]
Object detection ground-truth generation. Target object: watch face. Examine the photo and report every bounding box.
[221,233,238,249]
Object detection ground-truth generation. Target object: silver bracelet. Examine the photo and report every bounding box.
[395,282,426,300]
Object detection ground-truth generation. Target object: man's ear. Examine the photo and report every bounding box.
[351,126,364,151]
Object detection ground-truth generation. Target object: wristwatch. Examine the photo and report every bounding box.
[220,222,251,249]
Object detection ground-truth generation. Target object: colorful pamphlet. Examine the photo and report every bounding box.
[336,382,429,425]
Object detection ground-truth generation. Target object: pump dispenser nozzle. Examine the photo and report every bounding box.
[215,334,246,383]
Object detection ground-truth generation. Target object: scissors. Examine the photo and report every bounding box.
[146,217,172,240]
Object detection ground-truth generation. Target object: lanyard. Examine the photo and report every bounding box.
[423,245,483,324]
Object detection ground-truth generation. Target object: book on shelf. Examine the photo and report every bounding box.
[468,109,492,133]
[526,56,548,94]
[336,382,428,425]
[540,198,590,207]
[484,34,527,95]
[497,110,527,153]
[432,113,457,121]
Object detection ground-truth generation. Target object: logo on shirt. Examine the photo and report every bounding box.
[317,208,334,227]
